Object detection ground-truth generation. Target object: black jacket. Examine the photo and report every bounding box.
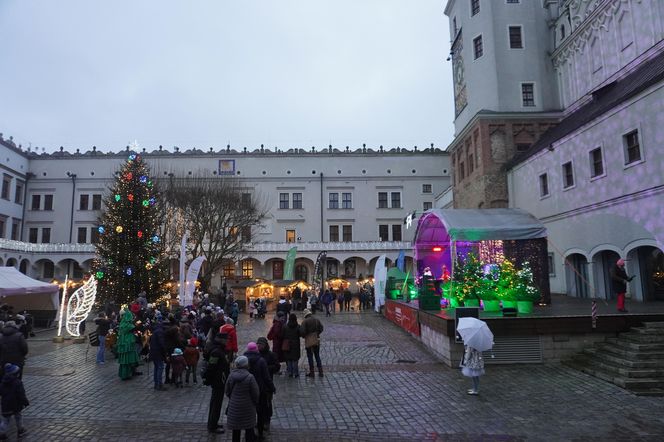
[610,265,631,293]
[203,334,230,389]
[148,324,168,362]
[94,318,111,337]
[0,374,28,416]
[244,351,275,394]
[0,326,28,366]
[259,347,280,378]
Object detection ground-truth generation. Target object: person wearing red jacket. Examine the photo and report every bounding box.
[219,319,238,365]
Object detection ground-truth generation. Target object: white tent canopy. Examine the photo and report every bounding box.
[416,208,547,242]
[0,267,59,310]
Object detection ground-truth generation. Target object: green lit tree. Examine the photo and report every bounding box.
[92,153,168,306]
[514,261,541,302]
[452,253,483,302]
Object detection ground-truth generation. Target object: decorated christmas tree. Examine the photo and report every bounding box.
[92,152,168,306]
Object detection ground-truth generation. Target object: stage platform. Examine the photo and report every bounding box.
[384,295,664,366]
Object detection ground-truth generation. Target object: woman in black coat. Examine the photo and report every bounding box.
[281,313,302,378]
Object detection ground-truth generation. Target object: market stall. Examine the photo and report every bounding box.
[0,267,60,323]
[413,208,550,313]
[272,280,312,300]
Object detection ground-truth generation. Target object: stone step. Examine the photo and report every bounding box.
[620,332,664,344]
[595,342,664,360]
[616,377,664,390]
[630,326,664,336]
[605,337,664,352]
[631,388,664,397]
[572,353,664,378]
[583,348,664,369]
[644,322,664,329]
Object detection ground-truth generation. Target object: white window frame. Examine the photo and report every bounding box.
[341,192,353,209]
[622,126,645,169]
[538,172,550,199]
[548,253,555,277]
[378,224,389,241]
[390,191,402,209]
[279,192,289,209]
[473,34,483,59]
[588,146,606,181]
[520,81,537,108]
[507,25,524,50]
[422,184,432,194]
[562,160,576,191]
[328,192,339,209]
[470,0,480,17]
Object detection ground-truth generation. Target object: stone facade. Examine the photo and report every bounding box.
[450,116,557,208]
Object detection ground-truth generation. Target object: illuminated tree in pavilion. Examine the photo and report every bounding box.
[92,153,168,306]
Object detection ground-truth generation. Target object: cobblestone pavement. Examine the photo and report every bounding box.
[13,310,664,441]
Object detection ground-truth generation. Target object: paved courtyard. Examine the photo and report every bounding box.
[14,310,664,441]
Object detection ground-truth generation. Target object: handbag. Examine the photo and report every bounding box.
[304,333,320,348]
[281,339,290,352]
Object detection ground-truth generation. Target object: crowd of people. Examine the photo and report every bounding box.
[92,291,325,441]
[0,305,32,438]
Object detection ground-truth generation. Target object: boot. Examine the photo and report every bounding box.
[318,367,324,377]
[306,366,315,377]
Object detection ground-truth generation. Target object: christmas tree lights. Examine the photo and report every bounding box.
[92,153,168,305]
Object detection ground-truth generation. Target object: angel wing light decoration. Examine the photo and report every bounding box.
[66,277,98,337]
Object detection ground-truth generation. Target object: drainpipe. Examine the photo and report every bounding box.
[320,172,324,242]
[67,172,77,243]
[19,172,35,241]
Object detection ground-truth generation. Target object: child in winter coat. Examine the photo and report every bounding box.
[0,364,29,439]
[170,348,186,388]
[184,338,200,385]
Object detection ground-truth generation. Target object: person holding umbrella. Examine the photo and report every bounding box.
[457,317,493,396]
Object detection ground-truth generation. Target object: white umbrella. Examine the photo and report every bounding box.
[457,317,494,352]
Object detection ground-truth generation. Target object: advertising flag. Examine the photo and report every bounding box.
[284,247,297,280]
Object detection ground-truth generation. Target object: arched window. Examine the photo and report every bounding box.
[295,265,308,282]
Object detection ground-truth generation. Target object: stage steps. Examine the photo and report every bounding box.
[563,321,664,396]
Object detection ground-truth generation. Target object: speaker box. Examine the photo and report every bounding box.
[502,307,518,317]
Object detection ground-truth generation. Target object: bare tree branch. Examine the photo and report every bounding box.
[158,176,268,290]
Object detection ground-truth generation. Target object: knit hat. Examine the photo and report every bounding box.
[246,342,258,352]
[172,348,183,356]
[303,309,312,318]
[4,364,19,375]
[188,337,198,347]
[617,258,625,266]
[235,355,249,368]
[256,337,269,347]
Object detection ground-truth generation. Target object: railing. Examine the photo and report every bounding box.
[0,238,411,255]
[0,238,95,254]
[244,241,412,253]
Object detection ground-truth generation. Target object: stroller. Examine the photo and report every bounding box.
[255,298,267,319]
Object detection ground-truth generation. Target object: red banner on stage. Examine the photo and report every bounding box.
[385,301,420,336]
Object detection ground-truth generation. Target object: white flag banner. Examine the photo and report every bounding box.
[184,255,206,306]
[178,231,188,304]
[374,254,387,313]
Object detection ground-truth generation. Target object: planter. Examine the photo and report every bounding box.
[463,299,480,307]
[517,301,534,315]
[502,300,517,309]
[482,300,500,312]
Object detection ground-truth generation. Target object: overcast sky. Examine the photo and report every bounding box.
[0,0,453,153]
